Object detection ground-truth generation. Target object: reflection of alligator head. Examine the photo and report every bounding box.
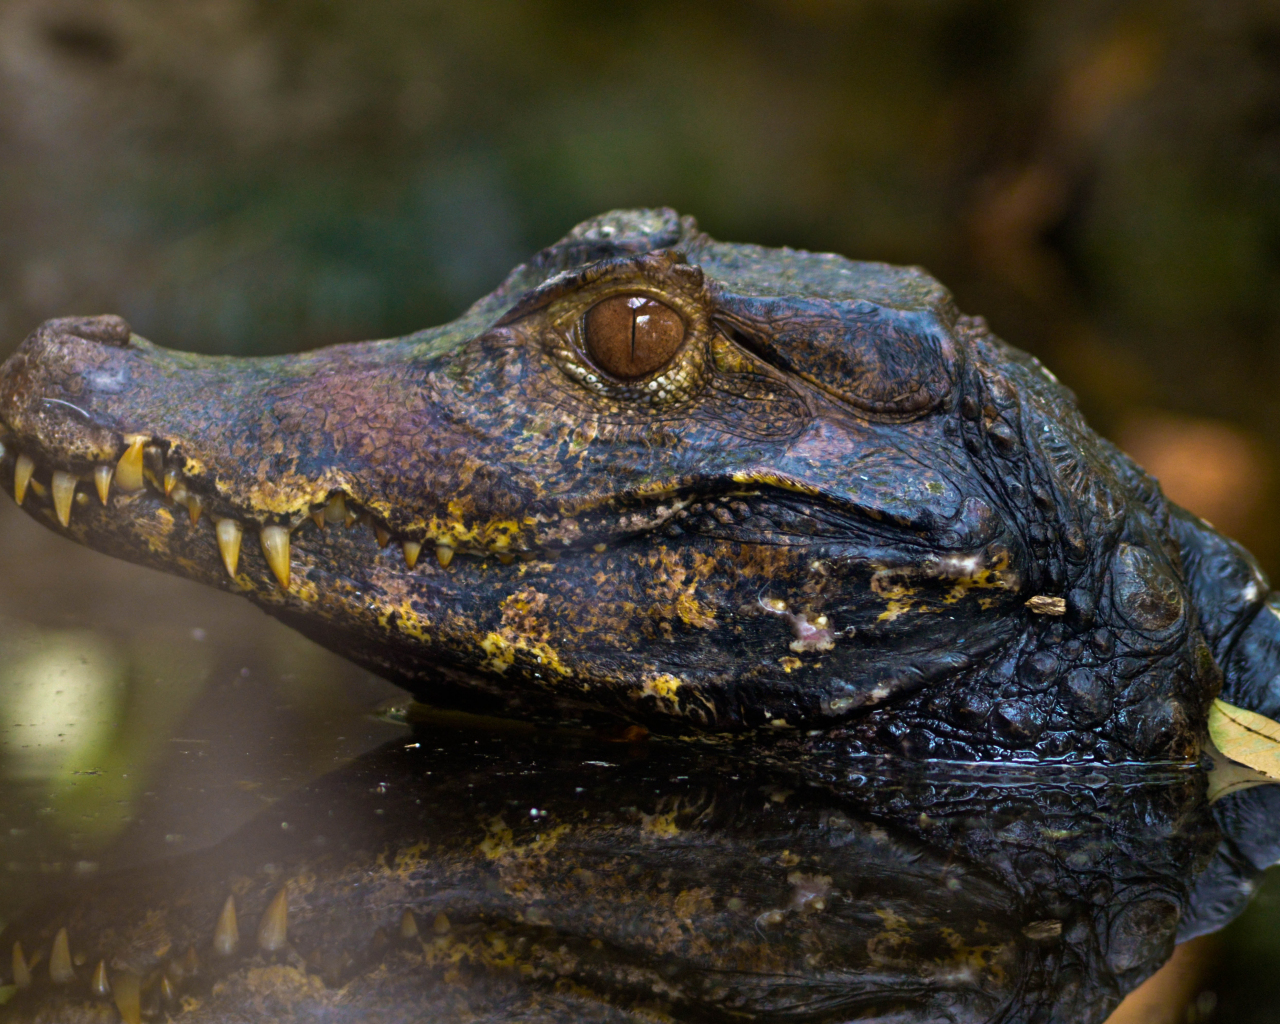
[0,723,1233,1023]
[3,207,1280,761]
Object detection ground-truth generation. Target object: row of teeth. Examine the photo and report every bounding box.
[5,884,394,1024]
[9,438,525,590]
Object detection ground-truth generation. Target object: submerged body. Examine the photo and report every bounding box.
[3,209,1280,1021]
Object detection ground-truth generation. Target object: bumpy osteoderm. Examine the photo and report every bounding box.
[0,208,1273,761]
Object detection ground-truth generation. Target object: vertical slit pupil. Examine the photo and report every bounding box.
[584,294,686,381]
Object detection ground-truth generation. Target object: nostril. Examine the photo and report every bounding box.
[47,314,132,347]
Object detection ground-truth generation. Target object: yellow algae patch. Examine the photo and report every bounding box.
[140,505,177,557]
[641,809,681,838]
[938,926,1008,986]
[479,815,515,859]
[938,551,1018,604]
[871,551,1018,622]
[644,548,718,629]
[476,588,573,678]
[641,673,684,710]
[871,567,928,623]
[730,470,825,498]
[480,632,516,675]
[478,814,570,864]
[377,595,432,642]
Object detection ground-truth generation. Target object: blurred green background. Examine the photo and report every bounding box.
[1,1,1280,1020]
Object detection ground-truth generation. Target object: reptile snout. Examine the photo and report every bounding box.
[0,314,141,472]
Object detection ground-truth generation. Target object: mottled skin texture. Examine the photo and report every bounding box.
[0,723,1221,1024]
[5,208,1280,1022]
[1,207,1278,764]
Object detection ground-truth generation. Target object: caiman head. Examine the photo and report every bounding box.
[0,208,1273,761]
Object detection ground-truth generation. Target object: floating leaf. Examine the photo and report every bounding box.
[1208,698,1280,780]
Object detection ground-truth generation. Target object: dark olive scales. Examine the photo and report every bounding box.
[1,207,1279,762]
[6,209,1280,1024]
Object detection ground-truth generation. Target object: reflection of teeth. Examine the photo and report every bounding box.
[257,887,288,952]
[160,974,177,1004]
[114,971,142,1024]
[91,959,110,997]
[260,525,291,589]
[324,494,346,524]
[49,926,73,984]
[94,464,113,504]
[436,544,454,568]
[115,436,145,492]
[12,941,30,988]
[52,470,76,527]
[14,453,33,504]
[215,519,242,578]
[402,540,421,568]
[213,895,239,955]
[399,910,419,938]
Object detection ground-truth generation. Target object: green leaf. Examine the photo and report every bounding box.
[1208,699,1280,779]
[0,985,16,1006]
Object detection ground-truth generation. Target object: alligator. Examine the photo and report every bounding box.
[3,207,1280,1020]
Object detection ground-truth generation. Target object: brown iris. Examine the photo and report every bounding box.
[583,294,685,380]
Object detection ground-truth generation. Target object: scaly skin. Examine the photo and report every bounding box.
[4,208,1280,1022]
[1,207,1278,761]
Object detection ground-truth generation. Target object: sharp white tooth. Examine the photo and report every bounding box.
[260,525,290,589]
[114,971,142,1024]
[215,519,242,578]
[90,958,110,997]
[402,540,421,568]
[186,494,203,526]
[311,509,325,529]
[213,895,239,956]
[52,470,76,528]
[256,887,288,952]
[375,525,390,547]
[49,926,73,984]
[115,436,146,492]
[14,454,33,504]
[436,544,454,568]
[94,464,113,504]
[163,466,179,497]
[324,494,346,524]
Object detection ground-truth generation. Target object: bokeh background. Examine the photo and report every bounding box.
[1,1,1280,1020]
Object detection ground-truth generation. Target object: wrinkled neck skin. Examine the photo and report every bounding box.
[0,208,1275,764]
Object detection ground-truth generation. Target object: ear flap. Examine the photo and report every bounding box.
[713,295,956,419]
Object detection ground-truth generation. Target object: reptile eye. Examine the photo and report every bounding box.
[583,295,685,380]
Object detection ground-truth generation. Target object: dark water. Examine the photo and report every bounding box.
[0,497,410,922]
